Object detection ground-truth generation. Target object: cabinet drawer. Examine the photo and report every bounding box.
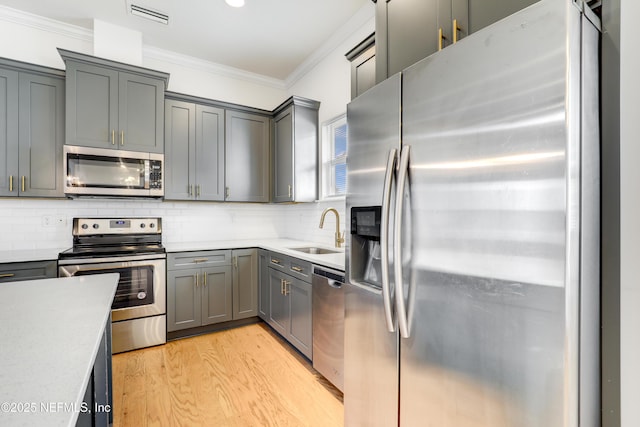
[168,250,231,270]
[0,260,57,283]
[288,258,312,283]
[268,252,289,271]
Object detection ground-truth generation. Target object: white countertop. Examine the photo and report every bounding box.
[0,248,67,264]
[0,274,119,427]
[165,238,345,271]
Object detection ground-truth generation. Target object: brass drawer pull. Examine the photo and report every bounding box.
[291,266,303,272]
[271,259,281,265]
[193,258,209,263]
[0,273,15,278]
[9,175,13,192]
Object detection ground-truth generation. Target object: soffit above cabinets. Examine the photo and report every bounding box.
[0,0,370,80]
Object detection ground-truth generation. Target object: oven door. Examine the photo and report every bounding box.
[58,256,166,322]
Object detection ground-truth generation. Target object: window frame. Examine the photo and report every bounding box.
[320,113,347,200]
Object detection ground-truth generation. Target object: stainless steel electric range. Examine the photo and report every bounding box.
[58,218,166,353]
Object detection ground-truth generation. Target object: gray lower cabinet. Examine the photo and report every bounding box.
[165,99,225,201]
[272,97,320,203]
[59,49,168,153]
[261,251,313,359]
[258,249,270,320]
[167,265,232,331]
[225,110,270,202]
[167,249,258,333]
[0,62,64,198]
[232,249,258,319]
[0,260,57,283]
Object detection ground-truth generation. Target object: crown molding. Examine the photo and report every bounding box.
[0,5,92,42]
[143,46,287,91]
[284,2,375,88]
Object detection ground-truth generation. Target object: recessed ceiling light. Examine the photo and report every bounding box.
[225,0,245,8]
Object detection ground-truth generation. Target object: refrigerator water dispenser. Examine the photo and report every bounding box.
[350,206,383,288]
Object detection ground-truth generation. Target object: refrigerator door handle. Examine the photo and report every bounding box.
[381,148,398,333]
[394,144,411,339]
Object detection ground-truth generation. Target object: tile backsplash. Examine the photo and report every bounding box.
[0,198,346,251]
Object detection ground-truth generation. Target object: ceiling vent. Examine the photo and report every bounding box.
[129,4,169,25]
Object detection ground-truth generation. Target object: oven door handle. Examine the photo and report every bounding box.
[58,254,167,266]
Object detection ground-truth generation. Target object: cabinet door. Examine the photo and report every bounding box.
[232,249,258,320]
[273,107,294,203]
[258,249,270,321]
[378,0,439,80]
[118,72,164,153]
[167,268,201,332]
[195,105,225,201]
[0,260,56,283]
[164,100,195,200]
[201,266,233,325]
[351,45,376,99]
[268,268,289,337]
[65,62,118,149]
[0,68,18,197]
[288,278,313,359]
[225,110,270,202]
[468,0,537,34]
[18,73,64,197]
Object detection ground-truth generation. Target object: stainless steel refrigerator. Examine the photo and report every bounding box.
[344,1,600,426]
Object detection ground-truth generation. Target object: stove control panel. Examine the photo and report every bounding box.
[73,218,162,235]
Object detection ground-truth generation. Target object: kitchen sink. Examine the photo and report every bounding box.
[289,247,341,255]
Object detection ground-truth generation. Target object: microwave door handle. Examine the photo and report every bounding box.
[381,148,397,333]
[144,161,150,189]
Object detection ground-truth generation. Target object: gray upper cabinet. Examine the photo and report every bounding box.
[225,110,270,202]
[375,0,537,82]
[19,73,65,197]
[165,98,225,201]
[0,60,64,198]
[272,97,320,203]
[0,68,18,197]
[346,33,376,100]
[59,49,169,154]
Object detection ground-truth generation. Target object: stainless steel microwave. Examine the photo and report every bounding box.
[63,145,164,198]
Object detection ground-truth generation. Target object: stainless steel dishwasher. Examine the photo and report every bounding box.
[312,265,345,392]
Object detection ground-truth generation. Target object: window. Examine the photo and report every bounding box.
[321,114,347,199]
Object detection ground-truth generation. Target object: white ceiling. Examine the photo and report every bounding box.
[0,0,370,80]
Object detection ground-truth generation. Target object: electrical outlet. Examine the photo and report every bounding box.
[42,215,66,227]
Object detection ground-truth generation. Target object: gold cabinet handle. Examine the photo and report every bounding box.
[188,184,193,196]
[120,130,124,146]
[280,278,284,295]
[291,266,303,272]
[194,273,199,288]
[233,256,238,269]
[111,130,115,145]
[21,176,25,192]
[288,184,292,198]
[283,280,290,296]
[203,272,207,287]
[193,258,209,263]
[225,187,230,199]
[271,258,281,265]
[438,27,446,51]
[9,176,13,192]
[0,273,15,278]
[196,185,201,197]
[453,19,461,44]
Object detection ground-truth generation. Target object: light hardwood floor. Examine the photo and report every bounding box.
[112,322,344,427]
